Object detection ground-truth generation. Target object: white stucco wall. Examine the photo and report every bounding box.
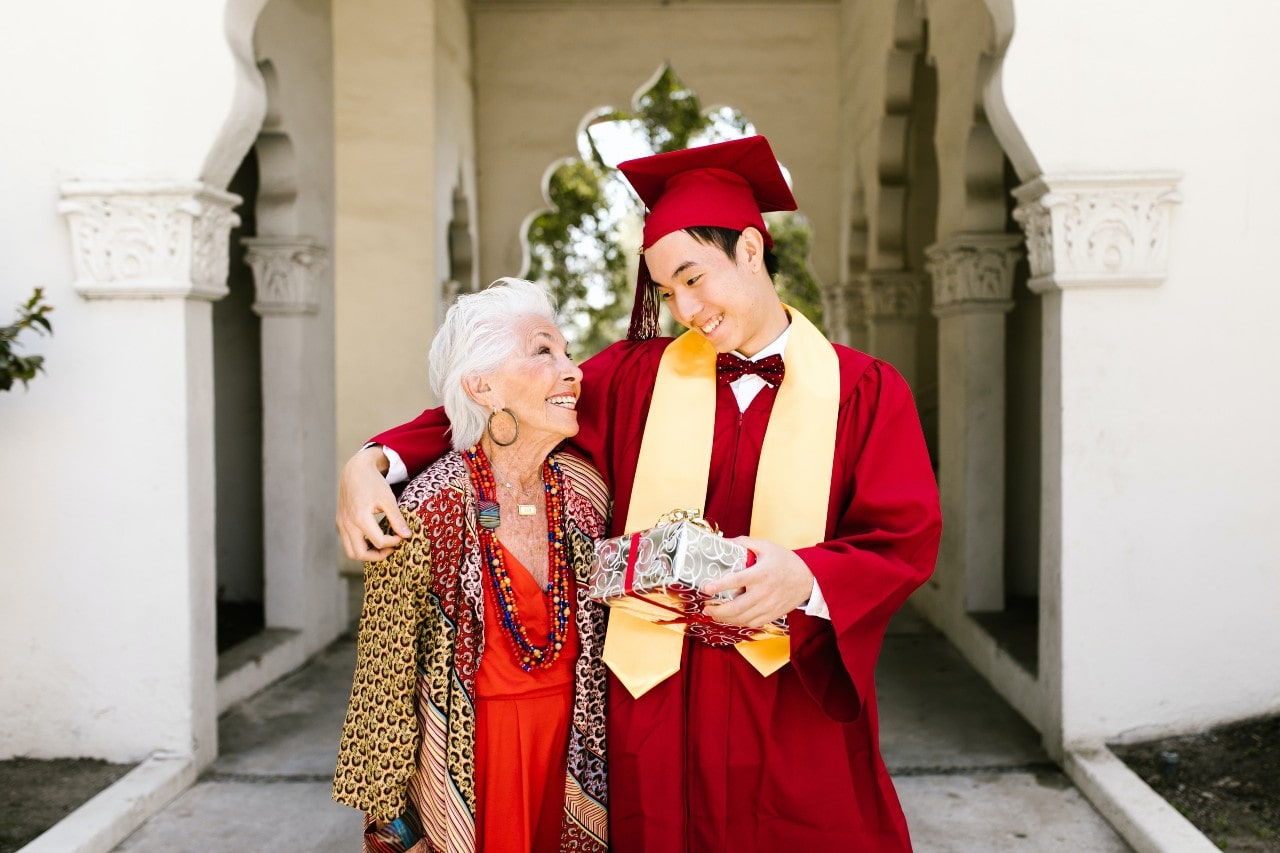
[473,3,840,292]
[1001,0,1280,743]
[0,0,352,764]
[0,1,261,764]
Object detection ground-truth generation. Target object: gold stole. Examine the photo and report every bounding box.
[602,307,840,697]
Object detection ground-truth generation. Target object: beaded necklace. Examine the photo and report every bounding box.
[463,444,573,672]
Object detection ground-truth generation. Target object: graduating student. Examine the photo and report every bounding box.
[338,135,942,852]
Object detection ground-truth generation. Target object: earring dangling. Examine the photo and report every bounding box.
[486,407,519,447]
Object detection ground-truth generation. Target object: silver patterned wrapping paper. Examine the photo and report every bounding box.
[587,511,788,647]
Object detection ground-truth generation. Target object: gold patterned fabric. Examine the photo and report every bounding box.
[333,451,610,853]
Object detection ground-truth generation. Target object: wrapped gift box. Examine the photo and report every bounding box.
[587,509,788,647]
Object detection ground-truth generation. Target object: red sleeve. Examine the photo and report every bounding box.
[564,342,629,490]
[369,407,453,478]
[567,339,669,532]
[789,358,942,722]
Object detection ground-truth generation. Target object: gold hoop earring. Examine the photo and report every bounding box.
[486,407,519,447]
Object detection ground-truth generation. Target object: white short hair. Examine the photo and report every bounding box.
[429,278,558,450]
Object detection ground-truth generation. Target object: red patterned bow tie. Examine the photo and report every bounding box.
[715,352,786,387]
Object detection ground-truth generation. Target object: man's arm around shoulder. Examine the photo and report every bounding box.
[337,444,408,561]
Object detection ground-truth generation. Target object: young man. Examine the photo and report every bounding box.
[337,136,941,851]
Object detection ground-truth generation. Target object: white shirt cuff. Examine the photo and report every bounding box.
[802,577,831,620]
[362,442,409,485]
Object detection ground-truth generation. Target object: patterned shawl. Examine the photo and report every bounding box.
[333,451,610,853]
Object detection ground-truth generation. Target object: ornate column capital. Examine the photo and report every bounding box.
[1011,173,1182,293]
[241,237,328,316]
[925,233,1022,317]
[860,271,928,321]
[826,279,869,318]
[58,181,241,300]
[842,277,870,326]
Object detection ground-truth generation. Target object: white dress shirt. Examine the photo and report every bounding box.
[723,327,830,620]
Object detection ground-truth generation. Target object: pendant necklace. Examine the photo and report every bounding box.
[495,468,538,516]
[462,444,572,671]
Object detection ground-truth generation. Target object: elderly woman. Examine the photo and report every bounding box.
[333,279,609,853]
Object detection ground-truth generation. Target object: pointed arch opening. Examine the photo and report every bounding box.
[523,64,823,358]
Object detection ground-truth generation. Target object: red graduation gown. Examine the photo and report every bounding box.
[373,338,942,852]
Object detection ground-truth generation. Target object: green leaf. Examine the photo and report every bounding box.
[1,288,54,393]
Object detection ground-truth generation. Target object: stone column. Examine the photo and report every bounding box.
[823,279,872,351]
[1012,173,1182,757]
[241,237,327,632]
[845,278,871,353]
[58,180,240,768]
[925,233,1022,612]
[819,281,845,346]
[861,270,927,387]
[442,278,463,306]
[821,279,861,348]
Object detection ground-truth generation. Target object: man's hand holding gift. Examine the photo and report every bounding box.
[702,537,814,629]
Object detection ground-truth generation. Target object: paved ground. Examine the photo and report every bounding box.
[110,606,1128,852]
[879,610,1129,851]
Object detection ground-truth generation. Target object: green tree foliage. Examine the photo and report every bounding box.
[527,64,821,358]
[526,156,639,356]
[0,288,54,392]
[766,212,825,328]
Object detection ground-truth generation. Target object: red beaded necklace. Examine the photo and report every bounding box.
[463,444,573,672]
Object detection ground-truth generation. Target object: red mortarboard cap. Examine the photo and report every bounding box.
[617,135,797,339]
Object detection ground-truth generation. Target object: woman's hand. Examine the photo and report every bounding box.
[336,445,409,561]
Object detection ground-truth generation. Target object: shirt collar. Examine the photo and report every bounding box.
[735,323,791,362]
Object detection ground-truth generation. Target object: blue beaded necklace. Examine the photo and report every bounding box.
[463,445,573,672]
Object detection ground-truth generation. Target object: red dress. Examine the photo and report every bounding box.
[374,338,942,852]
[474,543,578,853]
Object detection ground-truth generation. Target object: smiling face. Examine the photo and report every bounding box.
[644,227,788,356]
[483,316,583,447]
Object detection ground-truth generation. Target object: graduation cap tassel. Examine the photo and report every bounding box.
[627,269,662,341]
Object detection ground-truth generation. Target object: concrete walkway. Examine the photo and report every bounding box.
[109,607,1129,852]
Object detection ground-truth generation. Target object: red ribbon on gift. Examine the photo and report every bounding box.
[622,531,755,593]
[623,531,644,593]
[618,530,760,647]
